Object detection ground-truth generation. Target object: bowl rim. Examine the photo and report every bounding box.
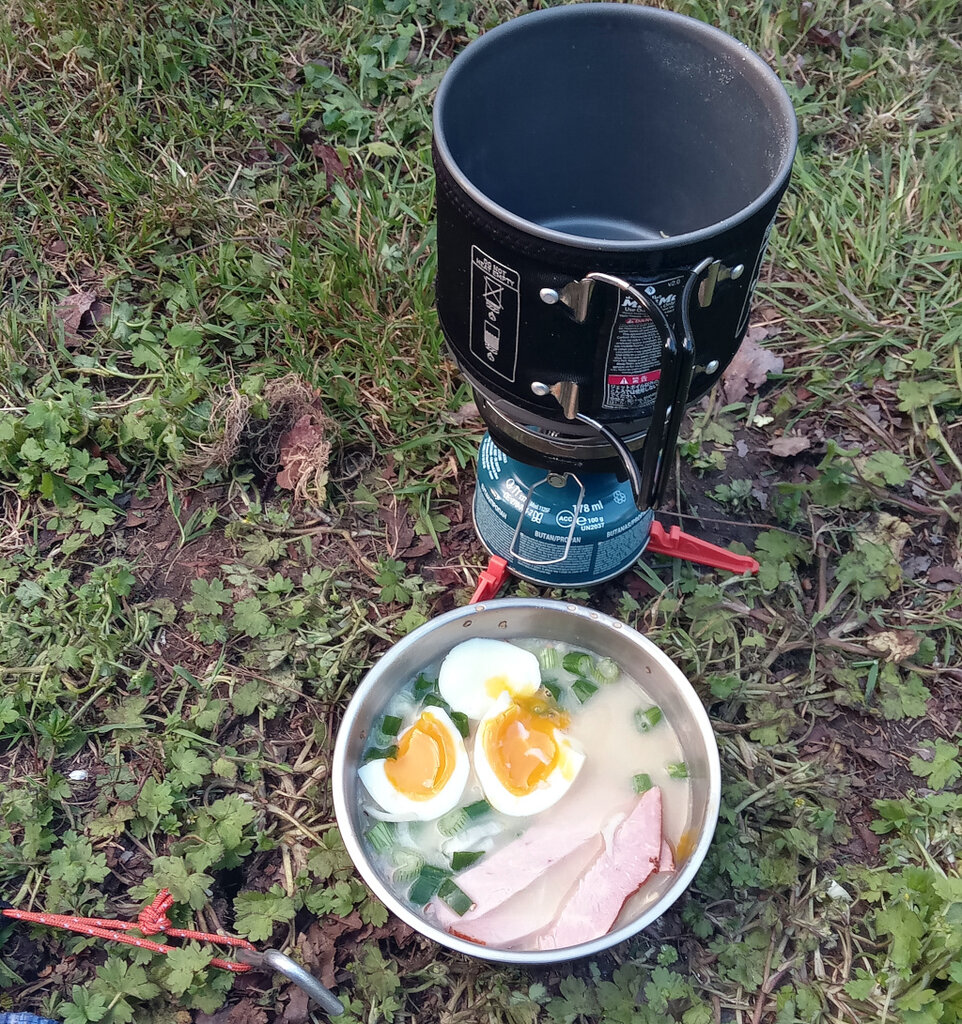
[332,597,721,964]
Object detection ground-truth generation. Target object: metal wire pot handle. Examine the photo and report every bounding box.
[542,258,712,512]
[506,470,586,567]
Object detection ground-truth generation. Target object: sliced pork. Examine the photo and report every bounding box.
[536,786,663,950]
[438,833,605,946]
[440,813,608,915]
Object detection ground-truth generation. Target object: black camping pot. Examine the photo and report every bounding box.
[433,3,797,484]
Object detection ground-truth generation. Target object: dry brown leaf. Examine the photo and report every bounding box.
[311,142,351,189]
[90,441,126,474]
[744,323,774,345]
[447,401,481,427]
[866,630,922,663]
[769,434,812,457]
[298,911,414,993]
[299,912,364,989]
[799,2,844,47]
[270,138,297,167]
[382,499,416,556]
[281,985,311,1024]
[929,565,962,585]
[903,554,933,578]
[403,534,438,559]
[806,24,842,47]
[51,289,110,346]
[276,412,332,504]
[858,747,894,768]
[721,334,785,403]
[196,999,269,1024]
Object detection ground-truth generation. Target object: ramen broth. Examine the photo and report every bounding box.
[357,638,690,949]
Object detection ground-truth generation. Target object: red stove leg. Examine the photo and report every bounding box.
[470,555,510,603]
[645,521,759,574]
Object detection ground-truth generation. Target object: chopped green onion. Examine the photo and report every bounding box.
[572,678,599,704]
[361,744,397,764]
[667,761,689,780]
[364,820,396,854]
[421,693,453,714]
[542,680,562,701]
[380,714,402,737]
[437,808,467,837]
[538,646,560,672]
[413,674,438,697]
[438,878,474,916]
[632,773,654,794]
[437,800,491,837]
[390,848,424,882]
[408,864,449,906]
[634,706,663,733]
[592,657,620,684]
[451,849,485,871]
[562,651,594,676]
[463,799,491,821]
[561,651,619,685]
[450,711,470,738]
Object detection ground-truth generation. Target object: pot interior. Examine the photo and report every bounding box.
[332,599,720,964]
[434,5,796,241]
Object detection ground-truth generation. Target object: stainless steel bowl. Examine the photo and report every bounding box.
[332,598,720,965]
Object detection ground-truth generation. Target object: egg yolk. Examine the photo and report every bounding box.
[485,674,512,699]
[384,712,456,800]
[675,830,696,864]
[483,697,570,797]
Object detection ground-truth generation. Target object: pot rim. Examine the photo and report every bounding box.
[332,597,721,964]
[433,3,798,254]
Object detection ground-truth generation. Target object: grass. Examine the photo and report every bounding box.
[1,0,961,1021]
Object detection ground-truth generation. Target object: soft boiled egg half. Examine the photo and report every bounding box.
[358,708,469,820]
[438,638,541,720]
[474,692,586,817]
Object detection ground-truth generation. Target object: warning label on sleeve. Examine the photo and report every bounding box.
[602,276,681,411]
[470,246,520,384]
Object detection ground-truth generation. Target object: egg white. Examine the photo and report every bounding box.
[438,638,541,720]
[358,708,469,821]
[473,692,586,817]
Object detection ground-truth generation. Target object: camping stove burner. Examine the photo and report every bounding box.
[473,391,649,475]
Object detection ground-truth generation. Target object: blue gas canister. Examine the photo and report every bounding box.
[472,433,652,587]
